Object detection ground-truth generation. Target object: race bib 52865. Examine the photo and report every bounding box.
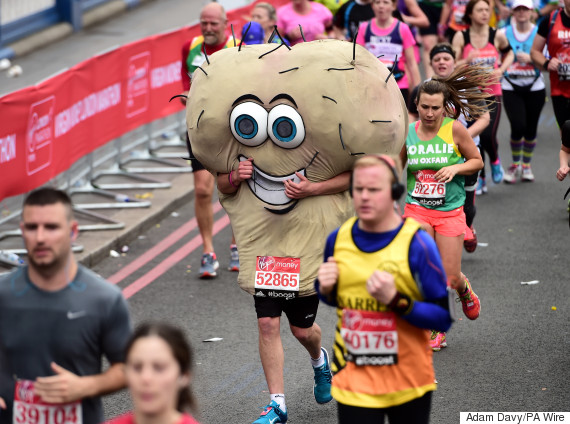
[254,256,300,300]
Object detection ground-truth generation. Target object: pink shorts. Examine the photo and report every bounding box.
[403,204,466,237]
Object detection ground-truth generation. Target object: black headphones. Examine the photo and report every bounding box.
[349,154,405,200]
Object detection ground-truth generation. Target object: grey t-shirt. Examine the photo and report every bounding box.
[0,265,131,424]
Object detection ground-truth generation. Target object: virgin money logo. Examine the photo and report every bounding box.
[258,256,276,272]
[126,52,150,118]
[343,310,362,331]
[17,380,36,403]
[26,96,54,176]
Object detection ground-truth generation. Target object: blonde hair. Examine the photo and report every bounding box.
[353,154,402,185]
[253,2,277,21]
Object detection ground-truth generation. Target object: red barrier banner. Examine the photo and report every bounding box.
[0,0,287,202]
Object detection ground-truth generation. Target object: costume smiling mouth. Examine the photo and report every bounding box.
[239,155,306,214]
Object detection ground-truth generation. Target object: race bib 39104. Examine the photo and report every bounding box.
[13,380,82,424]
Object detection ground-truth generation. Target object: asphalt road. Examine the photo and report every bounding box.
[2,0,568,421]
[92,95,569,422]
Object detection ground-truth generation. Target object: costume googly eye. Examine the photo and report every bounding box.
[230,102,268,147]
[267,104,305,149]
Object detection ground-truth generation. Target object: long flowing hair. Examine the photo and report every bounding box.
[415,64,495,120]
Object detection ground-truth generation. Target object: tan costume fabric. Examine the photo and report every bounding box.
[187,39,407,296]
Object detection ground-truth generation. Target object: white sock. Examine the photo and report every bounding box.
[310,349,325,368]
[270,393,286,412]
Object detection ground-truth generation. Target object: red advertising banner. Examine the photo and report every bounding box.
[0,0,287,202]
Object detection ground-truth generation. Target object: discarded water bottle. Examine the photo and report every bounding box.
[0,250,24,266]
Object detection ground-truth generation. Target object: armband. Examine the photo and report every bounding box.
[388,292,414,315]
[543,59,551,71]
[500,44,512,55]
[228,171,239,188]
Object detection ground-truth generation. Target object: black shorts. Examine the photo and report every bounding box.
[185,133,206,172]
[254,294,319,328]
[418,3,442,36]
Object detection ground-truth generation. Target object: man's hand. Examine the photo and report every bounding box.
[0,397,6,409]
[366,271,397,304]
[556,165,570,181]
[317,257,338,296]
[284,172,314,199]
[35,362,87,404]
[234,158,254,184]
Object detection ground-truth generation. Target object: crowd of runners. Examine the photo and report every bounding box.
[0,0,569,423]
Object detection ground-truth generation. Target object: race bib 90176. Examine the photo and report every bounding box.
[341,309,399,366]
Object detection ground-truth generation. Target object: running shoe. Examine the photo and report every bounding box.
[521,165,535,182]
[228,245,240,272]
[430,330,447,352]
[253,401,288,424]
[491,160,504,184]
[199,252,219,279]
[475,177,488,195]
[503,164,521,184]
[313,347,333,404]
[463,225,477,253]
[456,275,480,320]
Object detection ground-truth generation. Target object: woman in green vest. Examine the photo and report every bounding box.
[401,64,492,350]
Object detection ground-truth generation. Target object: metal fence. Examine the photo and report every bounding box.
[0,109,190,270]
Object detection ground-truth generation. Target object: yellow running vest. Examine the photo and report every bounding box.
[331,217,436,408]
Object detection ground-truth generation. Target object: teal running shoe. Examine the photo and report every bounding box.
[313,347,333,404]
[253,401,287,424]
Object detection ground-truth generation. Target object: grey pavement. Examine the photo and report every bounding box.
[1,1,569,422]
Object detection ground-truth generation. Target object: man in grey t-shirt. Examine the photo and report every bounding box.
[0,188,131,424]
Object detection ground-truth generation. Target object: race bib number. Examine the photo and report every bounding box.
[411,169,446,207]
[557,61,570,81]
[13,380,82,424]
[507,62,537,79]
[254,256,300,300]
[341,309,398,366]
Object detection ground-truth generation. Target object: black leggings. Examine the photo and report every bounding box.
[552,96,570,130]
[464,171,478,228]
[337,392,432,424]
[479,95,502,178]
[503,89,546,141]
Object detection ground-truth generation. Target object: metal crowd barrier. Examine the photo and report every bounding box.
[0,110,190,269]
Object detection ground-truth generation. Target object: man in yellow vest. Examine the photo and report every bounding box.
[316,154,453,423]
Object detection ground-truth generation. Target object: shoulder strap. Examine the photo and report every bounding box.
[462,29,470,46]
[344,1,356,30]
[546,8,561,41]
[489,27,496,45]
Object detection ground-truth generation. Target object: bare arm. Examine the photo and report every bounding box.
[438,0,453,40]
[531,33,560,72]
[557,146,570,181]
[434,121,483,182]
[284,171,350,199]
[404,46,421,89]
[217,158,253,195]
[495,31,515,75]
[467,111,490,139]
[452,30,468,67]
[34,362,126,404]
[401,0,429,28]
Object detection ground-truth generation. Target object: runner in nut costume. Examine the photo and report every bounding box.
[185,39,408,423]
